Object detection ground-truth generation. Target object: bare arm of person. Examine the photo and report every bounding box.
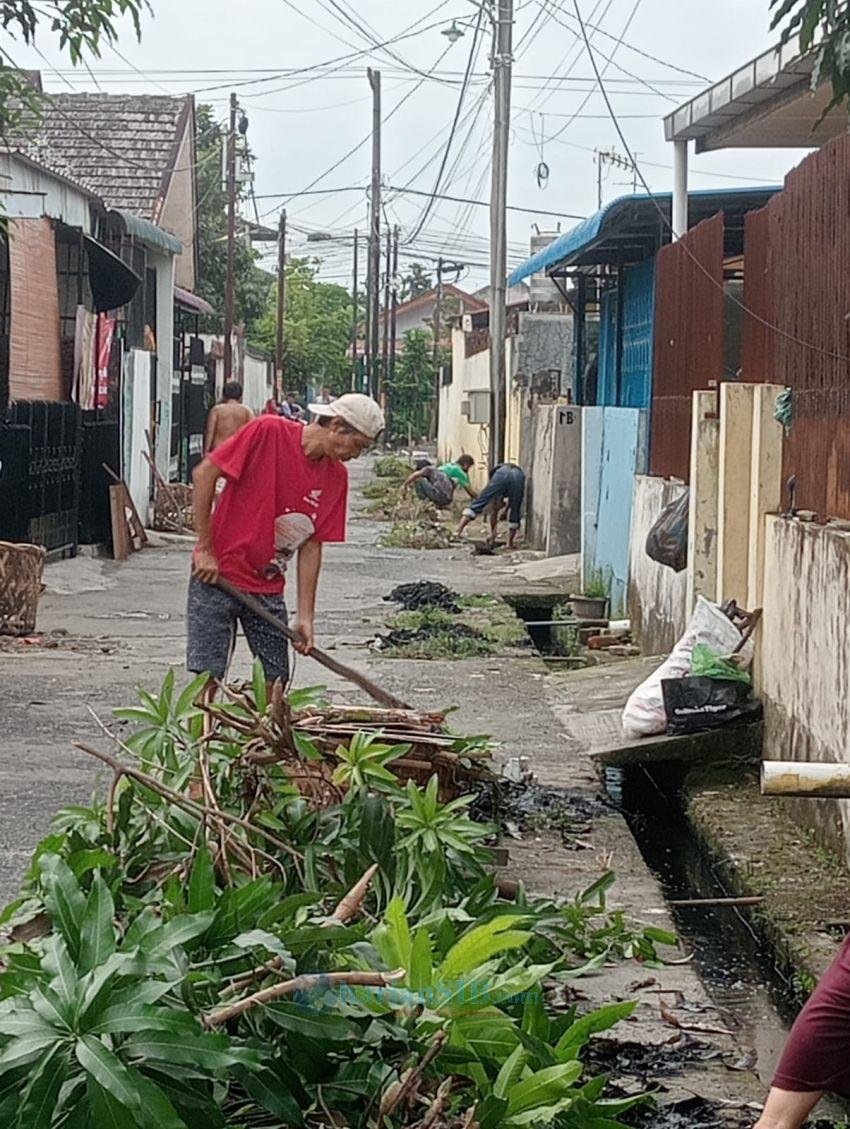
[464,484,478,500]
[203,406,219,455]
[294,538,323,653]
[191,458,224,583]
[402,470,425,490]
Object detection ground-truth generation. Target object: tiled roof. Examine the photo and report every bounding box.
[26,92,191,219]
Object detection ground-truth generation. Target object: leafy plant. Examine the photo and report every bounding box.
[582,570,609,600]
[0,670,667,1126]
[771,0,850,119]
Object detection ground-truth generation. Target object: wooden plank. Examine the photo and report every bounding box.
[109,485,130,561]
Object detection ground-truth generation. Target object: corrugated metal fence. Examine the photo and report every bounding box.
[741,134,850,520]
[650,214,724,481]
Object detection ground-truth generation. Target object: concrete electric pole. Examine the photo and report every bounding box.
[224,92,238,384]
[350,228,359,391]
[368,68,382,400]
[275,209,286,401]
[489,0,512,468]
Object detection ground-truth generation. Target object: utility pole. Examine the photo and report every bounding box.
[430,256,444,440]
[388,224,399,429]
[350,228,359,391]
[489,0,512,468]
[368,68,381,400]
[224,92,238,383]
[364,209,372,394]
[381,226,391,409]
[274,209,286,401]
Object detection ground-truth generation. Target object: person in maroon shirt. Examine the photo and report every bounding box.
[754,933,850,1127]
[188,393,384,685]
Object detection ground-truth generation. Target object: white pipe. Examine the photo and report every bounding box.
[761,760,850,799]
[672,139,688,241]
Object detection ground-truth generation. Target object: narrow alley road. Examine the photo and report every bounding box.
[0,456,769,1119]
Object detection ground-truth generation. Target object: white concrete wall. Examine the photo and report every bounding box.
[243,351,272,413]
[122,349,152,523]
[157,113,197,292]
[628,476,688,655]
[151,250,175,479]
[437,329,491,491]
[761,517,850,864]
[526,405,555,550]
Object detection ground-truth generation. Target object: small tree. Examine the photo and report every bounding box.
[386,328,443,443]
[194,104,274,339]
[400,262,432,301]
[253,257,352,396]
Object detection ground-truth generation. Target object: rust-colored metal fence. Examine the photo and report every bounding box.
[740,134,850,520]
[649,214,724,481]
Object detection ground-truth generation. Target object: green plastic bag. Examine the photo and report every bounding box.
[690,643,751,685]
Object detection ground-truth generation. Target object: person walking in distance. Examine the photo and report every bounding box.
[188,393,384,687]
[204,382,253,454]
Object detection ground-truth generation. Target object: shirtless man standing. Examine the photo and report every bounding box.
[204,382,253,454]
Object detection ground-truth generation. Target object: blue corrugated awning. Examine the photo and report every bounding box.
[111,209,183,256]
[508,186,781,287]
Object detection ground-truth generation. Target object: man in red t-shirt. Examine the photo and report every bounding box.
[187,393,384,684]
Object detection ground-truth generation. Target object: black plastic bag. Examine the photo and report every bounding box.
[645,491,689,572]
[661,676,763,736]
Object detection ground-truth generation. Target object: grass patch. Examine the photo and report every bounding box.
[379,520,453,549]
[380,595,529,658]
[374,454,411,479]
[552,601,581,657]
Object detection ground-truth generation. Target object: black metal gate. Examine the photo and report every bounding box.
[78,416,120,546]
[4,401,82,554]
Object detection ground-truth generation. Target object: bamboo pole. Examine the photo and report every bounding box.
[205,968,404,1027]
[761,760,850,799]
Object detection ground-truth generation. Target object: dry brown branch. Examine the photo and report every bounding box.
[105,769,123,837]
[416,1078,452,1129]
[379,1031,447,1118]
[204,968,405,1027]
[74,742,304,863]
[329,863,379,925]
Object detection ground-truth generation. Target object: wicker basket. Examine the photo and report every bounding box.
[0,541,46,636]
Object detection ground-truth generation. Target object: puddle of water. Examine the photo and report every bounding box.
[607,762,793,1088]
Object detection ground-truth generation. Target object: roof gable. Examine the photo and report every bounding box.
[26,92,193,219]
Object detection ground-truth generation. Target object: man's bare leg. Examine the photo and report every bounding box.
[753,1087,823,1129]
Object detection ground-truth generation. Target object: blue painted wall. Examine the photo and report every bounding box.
[595,258,655,409]
[581,406,649,618]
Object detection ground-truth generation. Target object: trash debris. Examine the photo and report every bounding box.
[384,581,460,613]
[622,598,747,739]
[471,779,610,844]
[646,491,689,573]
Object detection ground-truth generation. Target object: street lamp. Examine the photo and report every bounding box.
[441,19,465,42]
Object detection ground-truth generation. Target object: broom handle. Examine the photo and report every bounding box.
[214,578,410,710]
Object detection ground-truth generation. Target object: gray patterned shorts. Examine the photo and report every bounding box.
[186,575,289,682]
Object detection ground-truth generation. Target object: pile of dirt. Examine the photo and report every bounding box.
[0,630,118,655]
[384,581,461,613]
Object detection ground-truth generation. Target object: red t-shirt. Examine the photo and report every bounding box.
[208,416,348,594]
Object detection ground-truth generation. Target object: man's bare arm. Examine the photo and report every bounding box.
[192,458,223,583]
[294,539,323,653]
[203,406,219,455]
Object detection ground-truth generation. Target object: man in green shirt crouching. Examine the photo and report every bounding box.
[403,454,477,509]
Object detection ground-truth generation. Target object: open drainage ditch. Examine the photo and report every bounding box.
[608,761,805,1090]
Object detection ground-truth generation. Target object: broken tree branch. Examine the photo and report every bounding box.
[74,742,304,863]
[204,968,405,1027]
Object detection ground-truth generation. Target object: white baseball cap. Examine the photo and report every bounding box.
[308,393,385,440]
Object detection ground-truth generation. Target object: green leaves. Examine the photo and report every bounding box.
[79,878,116,974]
[39,855,86,961]
[331,730,407,790]
[438,916,532,982]
[187,848,216,915]
[18,1045,68,1129]
[75,1035,141,1110]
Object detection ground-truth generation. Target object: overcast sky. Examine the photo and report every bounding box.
[12,0,809,291]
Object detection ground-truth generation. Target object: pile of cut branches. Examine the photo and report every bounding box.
[0,665,678,1128]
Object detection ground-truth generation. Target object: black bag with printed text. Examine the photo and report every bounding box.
[661,676,762,736]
